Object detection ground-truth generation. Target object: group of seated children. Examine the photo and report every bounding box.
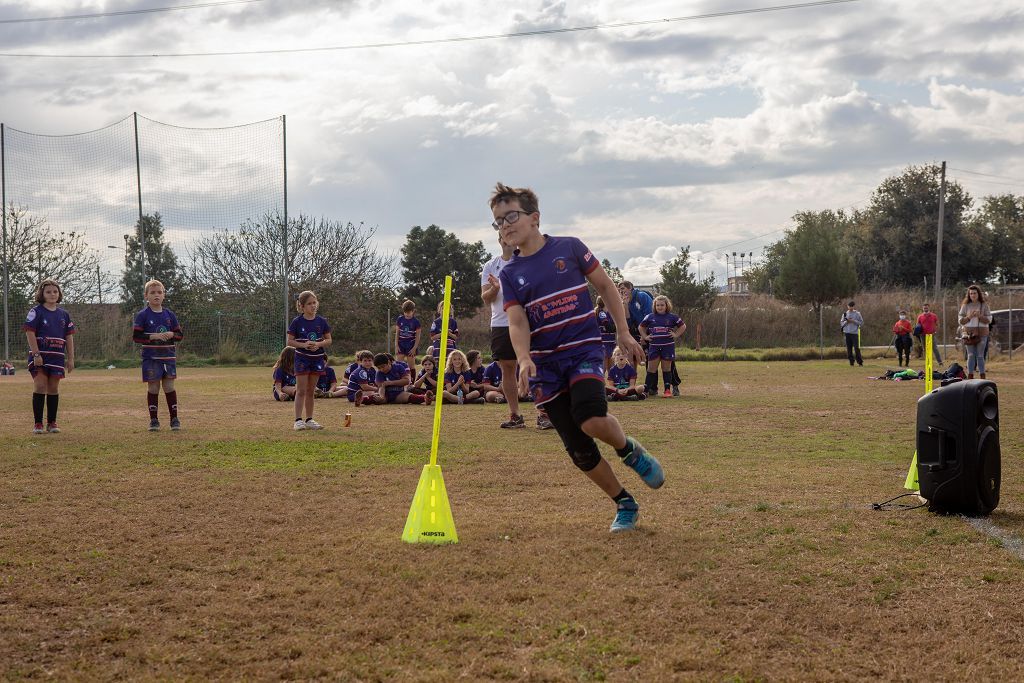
[271,346,524,408]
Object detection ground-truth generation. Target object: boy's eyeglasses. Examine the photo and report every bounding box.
[492,210,531,230]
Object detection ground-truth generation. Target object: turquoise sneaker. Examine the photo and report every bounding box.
[610,499,640,533]
[622,437,665,489]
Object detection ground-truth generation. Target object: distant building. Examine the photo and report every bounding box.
[720,275,750,296]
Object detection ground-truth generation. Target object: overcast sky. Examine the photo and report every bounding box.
[1,0,1022,284]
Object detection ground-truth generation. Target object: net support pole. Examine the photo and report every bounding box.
[935,161,946,355]
[1,122,8,362]
[282,114,289,341]
[133,112,146,283]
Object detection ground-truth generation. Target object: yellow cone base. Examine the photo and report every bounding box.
[904,451,919,491]
[402,464,458,544]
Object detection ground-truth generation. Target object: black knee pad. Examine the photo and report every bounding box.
[567,442,602,472]
[569,379,608,425]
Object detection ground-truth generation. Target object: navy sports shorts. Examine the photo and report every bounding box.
[397,340,417,356]
[647,343,676,362]
[142,359,176,382]
[294,353,326,376]
[529,347,606,407]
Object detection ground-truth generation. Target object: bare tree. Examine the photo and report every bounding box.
[3,204,115,304]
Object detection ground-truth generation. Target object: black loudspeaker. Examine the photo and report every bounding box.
[917,379,1000,515]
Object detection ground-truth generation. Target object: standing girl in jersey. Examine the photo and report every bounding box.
[639,295,686,397]
[24,279,76,434]
[287,290,332,430]
[430,300,459,364]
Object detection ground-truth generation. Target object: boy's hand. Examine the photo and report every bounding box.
[66,358,74,374]
[32,354,43,367]
[616,333,645,369]
[517,360,536,397]
[487,273,500,289]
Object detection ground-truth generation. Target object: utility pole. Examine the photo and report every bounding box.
[935,161,946,354]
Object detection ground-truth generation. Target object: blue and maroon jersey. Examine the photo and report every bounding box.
[273,366,296,387]
[344,361,359,380]
[347,364,375,392]
[376,360,411,388]
[444,369,474,389]
[608,363,636,389]
[482,361,502,386]
[640,312,684,347]
[288,314,331,363]
[132,306,181,361]
[316,366,338,392]
[396,315,421,344]
[24,305,75,370]
[596,309,616,346]
[500,235,602,364]
[430,316,458,349]
[415,367,438,388]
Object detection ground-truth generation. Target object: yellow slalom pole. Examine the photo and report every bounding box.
[429,275,453,467]
[402,275,458,544]
[904,333,934,490]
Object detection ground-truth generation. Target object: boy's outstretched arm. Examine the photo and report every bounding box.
[588,266,644,368]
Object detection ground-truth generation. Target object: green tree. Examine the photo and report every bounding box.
[972,194,1024,284]
[122,212,182,311]
[745,237,789,295]
[657,246,717,319]
[400,225,490,317]
[851,164,993,286]
[776,211,858,310]
[601,258,623,284]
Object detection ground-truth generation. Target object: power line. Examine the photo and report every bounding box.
[0,0,861,59]
[0,0,268,24]
[950,176,1022,189]
[950,167,1024,184]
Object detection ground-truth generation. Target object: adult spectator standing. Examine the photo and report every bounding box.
[840,301,864,367]
[958,285,992,379]
[618,281,682,395]
[916,302,943,365]
[481,232,525,428]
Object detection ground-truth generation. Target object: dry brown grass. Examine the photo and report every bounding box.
[2,359,1023,680]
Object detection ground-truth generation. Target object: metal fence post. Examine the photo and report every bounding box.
[1,122,8,363]
[133,113,146,284]
[282,114,289,343]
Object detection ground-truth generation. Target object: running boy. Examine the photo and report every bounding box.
[133,279,183,431]
[394,300,422,377]
[491,182,664,533]
[24,279,76,434]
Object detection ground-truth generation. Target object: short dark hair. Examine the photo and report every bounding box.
[847,301,856,307]
[401,299,416,313]
[489,182,539,214]
[466,349,481,366]
[373,352,393,368]
[619,281,634,291]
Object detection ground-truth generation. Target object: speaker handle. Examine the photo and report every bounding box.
[927,426,947,471]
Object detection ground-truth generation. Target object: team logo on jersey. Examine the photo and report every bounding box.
[308,331,320,341]
[516,275,528,287]
[583,250,593,262]
[26,309,37,322]
[553,257,567,274]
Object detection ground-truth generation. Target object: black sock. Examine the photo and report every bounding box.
[612,489,634,504]
[615,438,634,459]
[644,371,657,391]
[165,391,178,419]
[662,370,672,388]
[32,392,45,423]
[148,392,159,419]
[46,394,59,423]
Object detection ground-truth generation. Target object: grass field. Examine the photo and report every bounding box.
[2,358,1024,681]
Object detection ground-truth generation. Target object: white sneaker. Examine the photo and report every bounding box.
[305,418,323,430]
[293,419,306,431]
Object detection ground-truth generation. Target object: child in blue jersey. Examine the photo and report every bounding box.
[348,350,382,406]
[315,362,346,398]
[443,349,483,404]
[272,347,297,401]
[394,300,422,378]
[287,290,332,430]
[606,348,647,401]
[133,279,184,431]
[23,279,76,434]
[373,353,432,404]
[474,354,506,403]
[410,355,439,395]
[491,182,664,533]
[639,295,686,398]
[430,300,459,363]
[595,296,617,376]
